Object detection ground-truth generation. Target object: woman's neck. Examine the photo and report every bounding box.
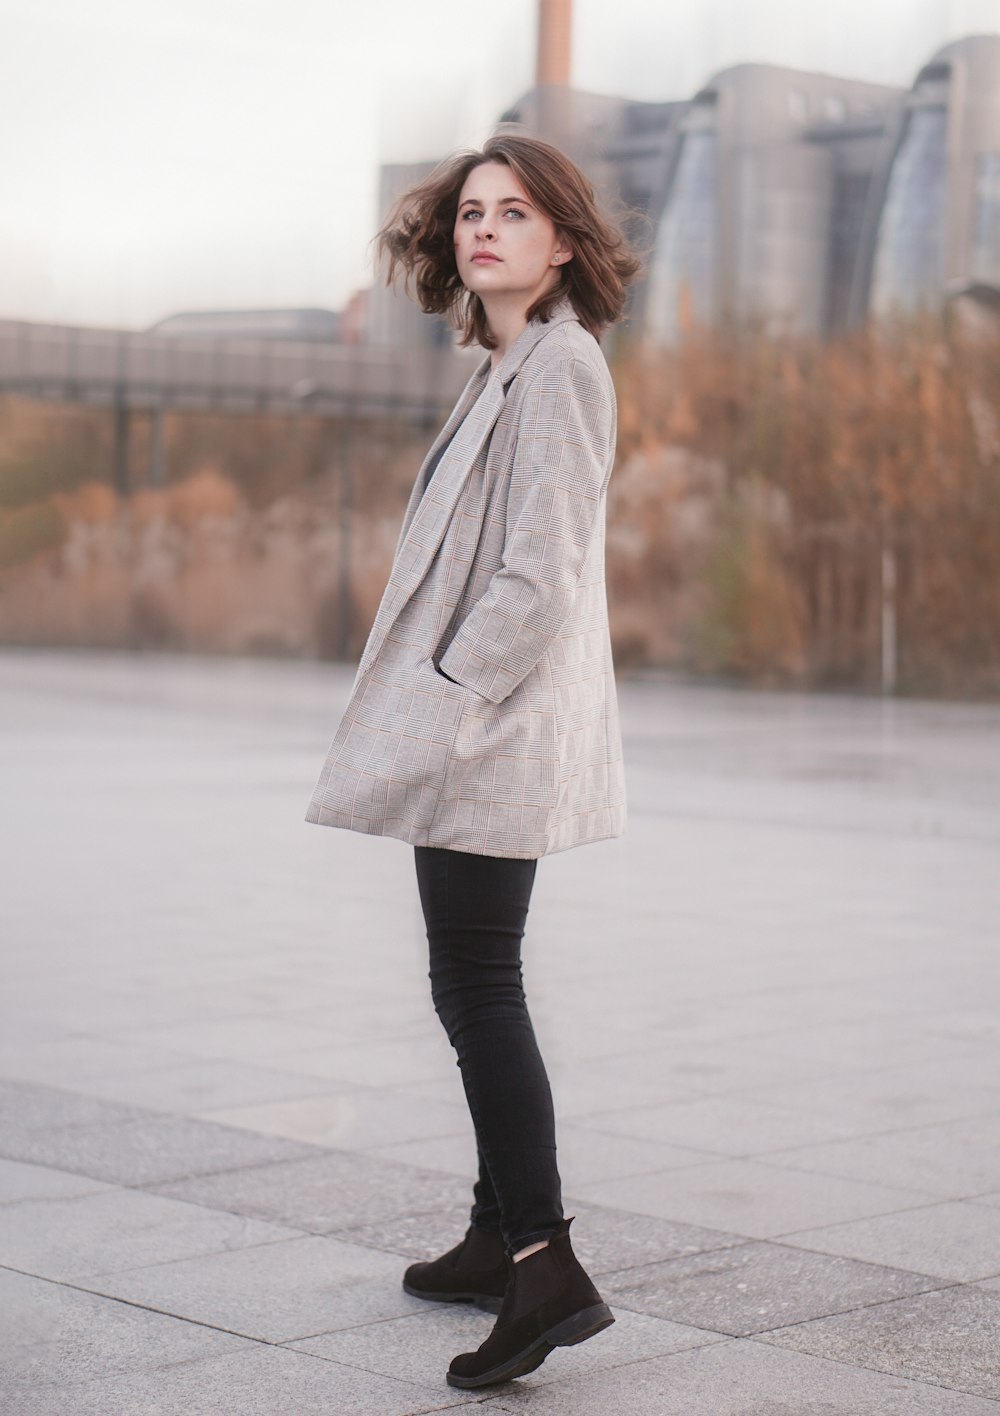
[484,297,532,370]
[482,280,564,369]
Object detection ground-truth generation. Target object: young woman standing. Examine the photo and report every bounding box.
[305,132,639,1389]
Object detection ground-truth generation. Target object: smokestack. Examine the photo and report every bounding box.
[536,0,572,88]
[535,0,572,148]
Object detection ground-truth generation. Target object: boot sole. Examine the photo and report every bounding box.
[446,1303,615,1389]
[402,1280,503,1315]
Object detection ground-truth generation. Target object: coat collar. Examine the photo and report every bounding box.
[493,297,580,386]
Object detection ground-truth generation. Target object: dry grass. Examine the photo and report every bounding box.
[1,313,998,696]
[610,316,1000,695]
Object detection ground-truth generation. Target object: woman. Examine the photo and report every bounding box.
[305,132,639,1389]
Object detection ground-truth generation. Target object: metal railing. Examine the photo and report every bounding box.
[0,319,475,422]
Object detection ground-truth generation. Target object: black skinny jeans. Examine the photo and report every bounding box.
[414,845,564,1257]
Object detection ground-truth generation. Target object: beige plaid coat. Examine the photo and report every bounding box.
[304,299,626,858]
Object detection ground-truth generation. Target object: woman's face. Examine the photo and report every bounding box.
[453,161,572,307]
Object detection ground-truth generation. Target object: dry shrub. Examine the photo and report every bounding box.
[0,501,64,571]
[611,314,1000,695]
[54,480,118,525]
[2,315,998,697]
[164,465,243,529]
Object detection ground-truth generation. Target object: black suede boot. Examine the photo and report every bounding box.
[446,1216,614,1389]
[402,1225,508,1314]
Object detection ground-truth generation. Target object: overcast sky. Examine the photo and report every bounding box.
[2,0,998,328]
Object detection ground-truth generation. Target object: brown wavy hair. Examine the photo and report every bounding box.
[374,133,642,350]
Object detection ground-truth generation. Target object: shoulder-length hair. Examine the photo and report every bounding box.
[374,132,642,350]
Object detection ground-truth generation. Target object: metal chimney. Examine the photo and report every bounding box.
[536,0,572,88]
[535,0,572,145]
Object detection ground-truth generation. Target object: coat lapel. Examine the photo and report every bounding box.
[355,302,581,680]
[395,355,490,545]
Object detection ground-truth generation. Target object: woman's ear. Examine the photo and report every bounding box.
[550,234,574,267]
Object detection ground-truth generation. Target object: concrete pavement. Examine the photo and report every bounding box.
[2,647,999,1413]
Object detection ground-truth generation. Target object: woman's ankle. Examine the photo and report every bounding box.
[512,1239,550,1262]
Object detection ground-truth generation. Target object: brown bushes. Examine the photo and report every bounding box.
[611,316,1000,696]
[1,313,998,697]
[0,401,424,658]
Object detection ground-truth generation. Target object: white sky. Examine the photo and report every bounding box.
[1,0,998,328]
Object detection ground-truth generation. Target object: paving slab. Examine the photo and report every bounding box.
[573,1093,872,1155]
[103,1014,355,1068]
[82,1232,423,1343]
[737,1018,1000,1073]
[543,1064,711,1116]
[0,1035,190,1087]
[62,1058,347,1114]
[0,1186,299,1281]
[275,1033,458,1088]
[600,1239,945,1335]
[199,1085,469,1150]
[0,1079,148,1132]
[737,1059,1000,1131]
[782,1198,1000,1281]
[368,1120,721,1186]
[0,1158,111,1205]
[6,1339,475,1416]
[0,1112,319,1187]
[287,1303,724,1389]
[760,1284,1000,1401]
[550,1041,847,1105]
[489,1337,1000,1414]
[337,1202,747,1278]
[762,1112,1000,1198]
[0,1266,244,1392]
[569,1155,936,1237]
[150,1148,472,1233]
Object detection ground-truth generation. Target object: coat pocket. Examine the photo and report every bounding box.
[310,656,470,834]
[444,670,559,812]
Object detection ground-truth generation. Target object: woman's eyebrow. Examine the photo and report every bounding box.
[458,196,533,208]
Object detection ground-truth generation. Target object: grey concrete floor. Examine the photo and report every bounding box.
[2,646,999,1414]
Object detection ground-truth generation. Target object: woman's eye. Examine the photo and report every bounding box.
[459,207,525,221]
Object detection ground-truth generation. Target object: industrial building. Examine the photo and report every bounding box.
[866,36,1000,321]
[371,32,1000,347]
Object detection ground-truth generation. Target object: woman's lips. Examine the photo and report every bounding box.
[471,252,501,263]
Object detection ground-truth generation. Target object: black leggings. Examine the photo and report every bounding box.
[414,845,564,1257]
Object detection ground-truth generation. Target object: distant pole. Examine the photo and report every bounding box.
[112,330,130,495]
[880,540,897,694]
[112,396,130,496]
[336,411,354,661]
[149,406,166,488]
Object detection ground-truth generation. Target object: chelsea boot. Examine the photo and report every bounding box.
[402,1224,508,1314]
[446,1216,614,1388]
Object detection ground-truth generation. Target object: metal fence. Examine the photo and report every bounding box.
[0,319,475,421]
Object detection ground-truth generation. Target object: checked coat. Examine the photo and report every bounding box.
[304,299,626,859]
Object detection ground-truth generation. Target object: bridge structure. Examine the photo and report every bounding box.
[0,318,476,492]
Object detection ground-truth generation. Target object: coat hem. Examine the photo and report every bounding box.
[304,801,626,859]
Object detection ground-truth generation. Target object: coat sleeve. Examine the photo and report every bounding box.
[438,353,614,704]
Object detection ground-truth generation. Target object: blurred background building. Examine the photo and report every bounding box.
[371,31,1000,348]
[867,36,1000,322]
[3,21,998,465]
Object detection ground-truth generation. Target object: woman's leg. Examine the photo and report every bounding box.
[470,1139,502,1232]
[414,845,563,1257]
